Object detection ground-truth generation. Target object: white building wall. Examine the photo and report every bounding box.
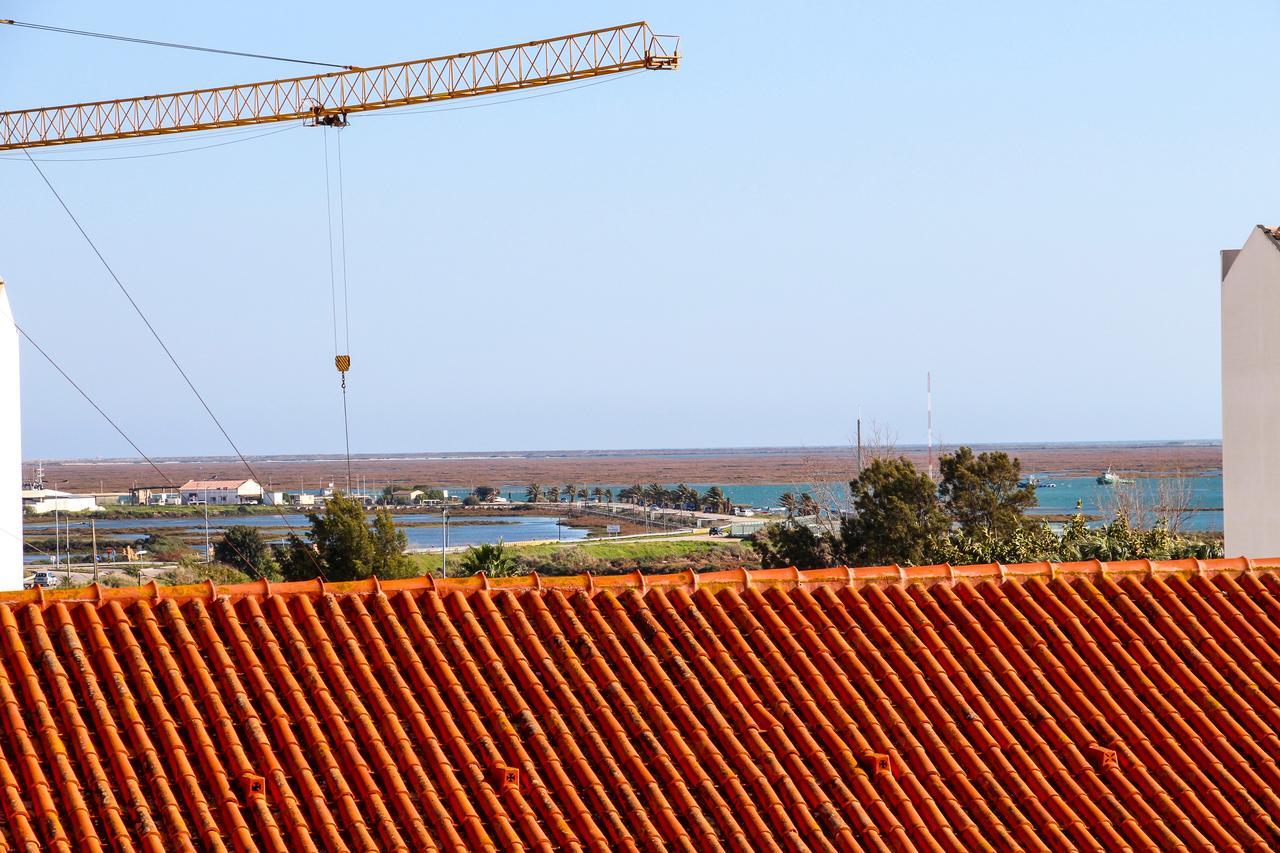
[27,496,100,515]
[1222,226,1280,558]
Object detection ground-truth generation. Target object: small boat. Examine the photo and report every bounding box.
[1096,468,1134,485]
[1020,476,1057,489]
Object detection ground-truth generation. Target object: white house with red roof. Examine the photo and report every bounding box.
[178,478,263,505]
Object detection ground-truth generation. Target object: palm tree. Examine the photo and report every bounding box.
[799,492,820,518]
[524,483,541,503]
[545,486,560,503]
[604,488,614,503]
[591,487,604,503]
[459,541,518,577]
[646,483,666,507]
[779,492,797,519]
[562,484,576,504]
[704,486,727,513]
[577,488,588,502]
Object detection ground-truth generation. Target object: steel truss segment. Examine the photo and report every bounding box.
[0,21,676,150]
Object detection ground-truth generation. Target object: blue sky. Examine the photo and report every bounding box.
[2,1,1275,458]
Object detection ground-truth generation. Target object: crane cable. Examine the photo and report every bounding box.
[0,19,354,69]
[322,128,354,493]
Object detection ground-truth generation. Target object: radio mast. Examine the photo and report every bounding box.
[927,372,934,481]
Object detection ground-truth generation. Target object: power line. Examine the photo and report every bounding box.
[15,324,174,490]
[0,18,353,69]
[14,324,269,577]
[21,149,327,579]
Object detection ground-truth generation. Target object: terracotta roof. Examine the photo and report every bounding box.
[1,557,1279,850]
[177,479,257,491]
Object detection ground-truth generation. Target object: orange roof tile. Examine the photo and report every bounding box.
[0,557,1279,849]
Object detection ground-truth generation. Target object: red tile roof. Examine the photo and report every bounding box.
[1,557,1279,850]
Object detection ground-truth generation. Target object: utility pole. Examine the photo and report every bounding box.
[927,371,935,481]
[441,508,449,578]
[90,518,98,584]
[856,417,863,474]
[204,496,211,563]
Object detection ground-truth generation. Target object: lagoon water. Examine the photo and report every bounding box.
[25,513,587,558]
[504,473,1225,532]
[27,473,1223,566]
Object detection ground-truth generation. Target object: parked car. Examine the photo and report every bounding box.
[25,571,61,589]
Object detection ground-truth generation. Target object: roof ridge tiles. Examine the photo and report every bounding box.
[9,557,1278,608]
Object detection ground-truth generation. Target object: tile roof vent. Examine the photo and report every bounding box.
[1088,744,1119,771]
[490,761,523,793]
[861,752,892,778]
[239,773,266,801]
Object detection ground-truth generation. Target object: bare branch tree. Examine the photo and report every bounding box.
[794,420,900,540]
[1154,470,1194,534]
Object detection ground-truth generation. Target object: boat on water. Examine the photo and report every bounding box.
[1096,467,1134,485]
[1019,476,1058,489]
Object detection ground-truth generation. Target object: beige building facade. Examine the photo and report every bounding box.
[1221,226,1280,557]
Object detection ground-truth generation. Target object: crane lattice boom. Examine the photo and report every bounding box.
[0,21,678,150]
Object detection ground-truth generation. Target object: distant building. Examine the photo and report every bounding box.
[178,479,264,506]
[128,486,181,506]
[390,489,424,505]
[1222,226,1280,557]
[289,492,317,507]
[21,489,100,515]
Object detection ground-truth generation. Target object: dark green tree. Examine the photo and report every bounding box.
[213,525,277,577]
[937,446,1036,537]
[473,486,500,503]
[308,492,376,580]
[274,535,320,582]
[752,522,843,569]
[841,456,951,566]
[370,507,412,577]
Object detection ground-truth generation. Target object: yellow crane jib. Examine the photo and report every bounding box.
[0,22,680,150]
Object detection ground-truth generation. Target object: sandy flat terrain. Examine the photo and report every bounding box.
[38,442,1222,493]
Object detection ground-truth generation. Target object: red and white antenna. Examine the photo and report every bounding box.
[927,372,934,481]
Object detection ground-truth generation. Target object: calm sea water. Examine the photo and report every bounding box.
[502,474,1225,532]
[28,472,1223,566]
